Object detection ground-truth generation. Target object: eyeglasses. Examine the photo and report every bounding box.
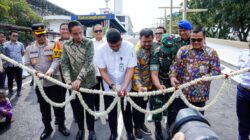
[191,38,203,42]
[94,30,102,33]
[155,32,163,35]
[36,34,45,38]
[12,34,18,37]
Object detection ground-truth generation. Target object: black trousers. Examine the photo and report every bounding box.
[35,85,66,128]
[70,90,95,131]
[93,76,104,111]
[104,95,133,134]
[131,94,148,129]
[0,71,6,89]
[6,67,22,92]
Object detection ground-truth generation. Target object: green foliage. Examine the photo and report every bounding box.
[187,0,250,42]
[0,0,42,26]
[0,0,42,45]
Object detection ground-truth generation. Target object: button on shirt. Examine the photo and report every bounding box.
[96,40,137,91]
[169,45,221,102]
[4,41,24,67]
[92,38,106,76]
[238,49,250,88]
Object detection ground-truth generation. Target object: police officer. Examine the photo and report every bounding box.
[24,23,70,140]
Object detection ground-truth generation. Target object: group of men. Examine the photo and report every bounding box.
[1,19,225,140]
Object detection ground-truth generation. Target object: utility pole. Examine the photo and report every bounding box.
[180,0,208,20]
[159,1,181,34]
[105,0,110,8]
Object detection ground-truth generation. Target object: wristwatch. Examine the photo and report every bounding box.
[109,83,115,89]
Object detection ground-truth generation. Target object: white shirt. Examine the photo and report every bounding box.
[92,38,106,76]
[96,40,137,91]
[238,49,250,88]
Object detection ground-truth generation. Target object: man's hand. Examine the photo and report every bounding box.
[139,86,147,92]
[170,77,179,88]
[36,72,44,79]
[111,85,117,92]
[45,69,54,77]
[72,80,81,91]
[66,80,72,85]
[159,85,166,91]
[118,88,127,97]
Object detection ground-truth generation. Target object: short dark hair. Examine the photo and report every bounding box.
[106,29,121,44]
[139,28,154,39]
[0,31,5,36]
[9,30,18,36]
[93,24,102,31]
[192,25,206,37]
[68,21,82,33]
[60,22,69,30]
[157,26,167,33]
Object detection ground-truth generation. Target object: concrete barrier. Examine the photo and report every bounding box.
[206,38,248,49]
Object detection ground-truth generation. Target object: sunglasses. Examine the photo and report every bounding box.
[191,38,203,42]
[36,34,45,38]
[155,32,163,35]
[94,30,102,33]
[12,34,18,37]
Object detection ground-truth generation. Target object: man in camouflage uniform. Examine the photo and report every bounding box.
[61,21,97,140]
[150,34,178,140]
[175,20,192,50]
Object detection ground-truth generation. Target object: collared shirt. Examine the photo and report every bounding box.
[175,37,190,49]
[92,38,106,76]
[96,40,137,91]
[150,40,180,87]
[169,45,221,102]
[4,41,24,67]
[132,43,157,91]
[25,40,60,87]
[61,38,97,88]
[238,49,250,88]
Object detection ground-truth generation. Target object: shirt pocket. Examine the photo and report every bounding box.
[30,52,39,65]
[43,49,53,62]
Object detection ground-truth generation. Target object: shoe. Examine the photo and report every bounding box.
[59,125,70,136]
[140,124,152,135]
[127,132,135,140]
[147,114,152,122]
[76,130,84,140]
[30,80,33,86]
[109,133,118,140]
[17,91,21,97]
[134,128,142,140]
[88,131,96,140]
[40,127,53,140]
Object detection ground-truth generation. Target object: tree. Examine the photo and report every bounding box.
[187,0,250,42]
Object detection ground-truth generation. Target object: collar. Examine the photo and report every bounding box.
[68,38,85,46]
[189,44,206,51]
[35,39,49,47]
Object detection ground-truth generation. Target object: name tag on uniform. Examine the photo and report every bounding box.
[119,63,124,72]
[30,52,39,58]
[44,49,53,56]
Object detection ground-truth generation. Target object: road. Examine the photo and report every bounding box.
[0,38,244,140]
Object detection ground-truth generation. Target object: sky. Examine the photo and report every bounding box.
[48,0,183,32]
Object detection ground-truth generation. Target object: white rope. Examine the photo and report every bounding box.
[0,54,249,117]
